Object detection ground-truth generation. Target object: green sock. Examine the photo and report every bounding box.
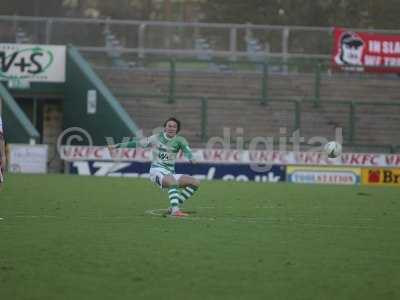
[168,185,180,208]
[179,185,198,203]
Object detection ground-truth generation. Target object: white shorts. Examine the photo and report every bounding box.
[149,167,183,189]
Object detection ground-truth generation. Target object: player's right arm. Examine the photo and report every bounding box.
[111,135,156,149]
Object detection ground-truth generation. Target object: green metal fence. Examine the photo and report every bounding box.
[111,94,400,153]
[97,56,400,106]
[218,97,400,153]
[100,56,400,153]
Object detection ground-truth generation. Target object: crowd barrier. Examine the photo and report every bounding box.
[7,144,400,187]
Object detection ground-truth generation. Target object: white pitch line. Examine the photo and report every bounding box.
[145,208,192,219]
[145,207,218,220]
[14,215,59,219]
[194,206,216,209]
[3,211,398,231]
[144,208,400,230]
[146,208,168,217]
[146,206,216,217]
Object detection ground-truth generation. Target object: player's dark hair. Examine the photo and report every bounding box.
[164,117,181,133]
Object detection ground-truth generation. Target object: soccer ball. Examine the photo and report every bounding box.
[324,141,342,158]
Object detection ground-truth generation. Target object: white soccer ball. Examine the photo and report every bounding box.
[324,141,342,158]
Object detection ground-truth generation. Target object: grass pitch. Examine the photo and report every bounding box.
[0,174,399,300]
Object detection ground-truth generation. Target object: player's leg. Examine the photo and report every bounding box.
[176,175,200,203]
[149,168,188,217]
[149,168,180,207]
[162,175,180,208]
[162,175,188,216]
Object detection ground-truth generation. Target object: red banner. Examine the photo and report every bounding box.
[332,27,400,73]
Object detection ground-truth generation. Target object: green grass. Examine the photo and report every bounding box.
[0,174,399,300]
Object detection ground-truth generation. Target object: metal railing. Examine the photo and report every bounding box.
[94,56,400,108]
[205,97,400,151]
[2,15,400,62]
[94,55,400,152]
[114,94,400,153]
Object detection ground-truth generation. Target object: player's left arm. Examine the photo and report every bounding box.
[180,137,195,163]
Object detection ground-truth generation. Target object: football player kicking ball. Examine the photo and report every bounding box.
[108,117,200,217]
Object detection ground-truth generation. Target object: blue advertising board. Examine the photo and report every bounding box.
[69,161,286,183]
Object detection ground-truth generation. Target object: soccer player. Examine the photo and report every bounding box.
[0,114,5,190]
[109,117,200,217]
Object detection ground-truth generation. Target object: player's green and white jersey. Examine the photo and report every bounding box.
[115,131,193,173]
